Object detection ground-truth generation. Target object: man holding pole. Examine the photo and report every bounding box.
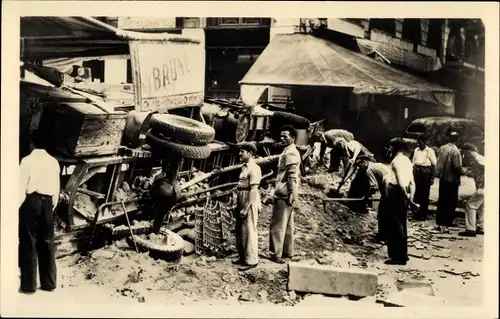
[312,129,354,173]
[269,125,301,264]
[354,156,391,242]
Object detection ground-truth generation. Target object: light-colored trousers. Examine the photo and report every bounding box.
[236,190,261,265]
[465,188,484,232]
[269,198,294,258]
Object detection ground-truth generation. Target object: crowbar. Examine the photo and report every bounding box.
[121,201,139,253]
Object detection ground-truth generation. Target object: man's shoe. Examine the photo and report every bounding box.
[384,259,407,265]
[19,288,35,294]
[476,229,484,235]
[232,259,244,265]
[270,256,285,264]
[459,230,476,237]
[40,286,55,292]
[238,263,258,271]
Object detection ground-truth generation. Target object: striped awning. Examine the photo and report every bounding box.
[240,34,455,110]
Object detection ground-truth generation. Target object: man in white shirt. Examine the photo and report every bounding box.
[19,131,60,294]
[384,139,415,265]
[411,136,437,220]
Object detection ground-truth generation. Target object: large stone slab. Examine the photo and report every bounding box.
[288,262,378,297]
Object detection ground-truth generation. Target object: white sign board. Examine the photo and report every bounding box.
[129,40,204,112]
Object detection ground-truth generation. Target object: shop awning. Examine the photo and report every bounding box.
[21,17,200,60]
[240,34,455,109]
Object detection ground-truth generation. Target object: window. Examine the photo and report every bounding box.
[405,123,426,134]
[207,17,269,27]
[370,19,395,35]
[466,125,484,138]
[241,18,261,25]
[220,18,240,25]
[402,19,421,43]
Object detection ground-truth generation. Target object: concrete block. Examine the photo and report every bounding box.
[288,262,378,297]
[384,290,448,307]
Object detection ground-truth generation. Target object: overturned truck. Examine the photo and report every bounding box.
[20,17,321,262]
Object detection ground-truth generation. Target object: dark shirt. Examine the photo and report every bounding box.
[435,143,462,185]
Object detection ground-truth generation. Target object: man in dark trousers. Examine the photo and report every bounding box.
[411,135,437,220]
[354,156,391,242]
[19,131,60,294]
[434,131,463,233]
[383,140,415,265]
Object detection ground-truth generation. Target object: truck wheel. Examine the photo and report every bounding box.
[150,114,215,145]
[127,229,185,263]
[146,131,211,159]
[271,111,310,130]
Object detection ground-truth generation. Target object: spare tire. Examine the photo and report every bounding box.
[271,111,310,130]
[127,229,184,263]
[146,131,211,159]
[150,114,215,145]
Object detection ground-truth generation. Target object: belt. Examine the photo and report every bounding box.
[26,192,52,198]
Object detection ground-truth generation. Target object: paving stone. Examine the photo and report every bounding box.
[396,280,435,296]
[288,262,378,297]
[383,290,448,307]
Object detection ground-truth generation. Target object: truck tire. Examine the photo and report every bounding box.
[150,114,215,145]
[146,131,211,159]
[271,111,310,130]
[127,229,184,263]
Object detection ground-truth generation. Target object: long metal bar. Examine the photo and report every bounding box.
[180,154,280,191]
[121,201,139,253]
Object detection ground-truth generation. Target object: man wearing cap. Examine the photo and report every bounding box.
[459,143,484,237]
[411,136,437,221]
[354,156,391,242]
[269,125,301,264]
[233,142,262,271]
[434,130,463,232]
[312,129,354,173]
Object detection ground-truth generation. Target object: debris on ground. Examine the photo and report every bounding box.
[55,167,483,306]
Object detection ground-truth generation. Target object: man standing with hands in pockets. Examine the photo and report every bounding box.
[269,125,301,264]
[18,131,60,294]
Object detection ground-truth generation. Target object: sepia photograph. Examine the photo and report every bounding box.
[1,2,498,318]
